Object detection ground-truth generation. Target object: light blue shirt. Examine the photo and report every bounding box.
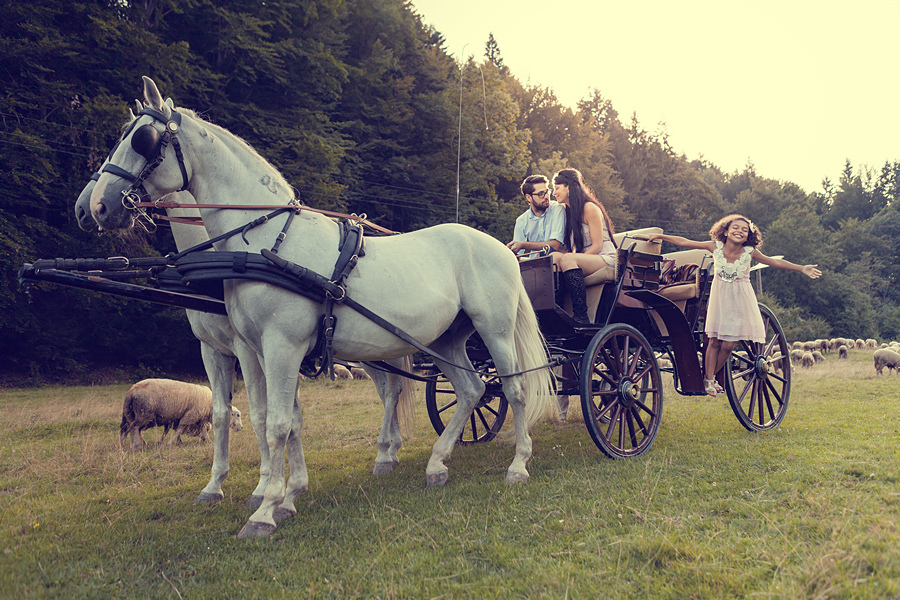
[512,201,567,256]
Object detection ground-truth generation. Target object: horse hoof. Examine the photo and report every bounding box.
[426,472,449,487]
[373,461,394,476]
[245,495,264,509]
[505,470,529,484]
[237,521,276,539]
[194,492,224,504]
[273,507,296,523]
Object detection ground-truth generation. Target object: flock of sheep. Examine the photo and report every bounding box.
[788,337,900,374]
[120,337,898,451]
[119,363,372,451]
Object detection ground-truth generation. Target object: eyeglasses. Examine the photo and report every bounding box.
[530,190,549,199]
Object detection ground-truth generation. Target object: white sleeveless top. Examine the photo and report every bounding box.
[572,219,616,260]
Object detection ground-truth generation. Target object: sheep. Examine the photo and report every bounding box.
[812,350,825,363]
[802,341,817,352]
[351,367,372,380]
[855,338,865,349]
[866,338,878,350]
[790,349,805,363]
[838,345,848,359]
[801,352,815,368]
[792,341,804,350]
[332,364,352,380]
[874,349,900,375]
[120,379,243,451]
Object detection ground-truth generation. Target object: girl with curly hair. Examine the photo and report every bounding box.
[649,215,821,396]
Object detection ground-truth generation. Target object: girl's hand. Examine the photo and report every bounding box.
[803,265,822,279]
[647,234,664,243]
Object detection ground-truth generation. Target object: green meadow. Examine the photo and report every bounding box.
[1,349,898,599]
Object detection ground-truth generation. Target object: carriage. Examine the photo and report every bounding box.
[21,76,792,538]
[423,227,791,458]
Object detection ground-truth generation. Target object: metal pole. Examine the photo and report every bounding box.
[455,44,468,224]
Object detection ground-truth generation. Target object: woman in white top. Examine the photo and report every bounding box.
[551,168,617,323]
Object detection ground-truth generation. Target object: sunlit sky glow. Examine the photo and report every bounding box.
[411,0,899,193]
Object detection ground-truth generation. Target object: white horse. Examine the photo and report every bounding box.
[90,76,554,539]
[75,181,281,507]
[76,180,414,504]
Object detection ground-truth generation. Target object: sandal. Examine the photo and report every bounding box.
[704,379,718,397]
[713,381,725,394]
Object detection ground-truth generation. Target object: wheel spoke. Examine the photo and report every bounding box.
[626,409,639,447]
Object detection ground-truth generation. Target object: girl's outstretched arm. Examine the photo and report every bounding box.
[752,250,822,279]
[647,233,714,251]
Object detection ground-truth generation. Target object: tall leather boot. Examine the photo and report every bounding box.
[563,268,590,324]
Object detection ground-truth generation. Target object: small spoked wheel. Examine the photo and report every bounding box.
[580,324,663,458]
[425,361,508,445]
[723,303,791,431]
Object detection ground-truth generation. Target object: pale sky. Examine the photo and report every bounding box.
[410,0,899,194]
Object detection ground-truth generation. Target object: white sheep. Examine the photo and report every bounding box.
[790,349,805,363]
[855,338,865,349]
[791,341,804,350]
[866,338,878,350]
[812,350,825,363]
[120,379,243,451]
[332,364,352,380]
[838,345,848,359]
[350,367,372,380]
[873,349,900,375]
[801,352,815,368]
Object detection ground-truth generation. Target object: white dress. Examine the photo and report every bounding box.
[705,242,765,343]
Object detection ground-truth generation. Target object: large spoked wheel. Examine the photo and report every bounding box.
[425,360,508,445]
[723,303,791,431]
[580,324,663,458]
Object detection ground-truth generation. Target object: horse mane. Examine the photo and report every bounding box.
[177,107,296,198]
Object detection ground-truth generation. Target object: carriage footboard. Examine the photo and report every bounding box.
[626,289,704,394]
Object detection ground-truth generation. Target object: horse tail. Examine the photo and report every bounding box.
[512,285,555,432]
[397,355,416,438]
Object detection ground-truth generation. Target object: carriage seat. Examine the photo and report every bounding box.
[563,227,663,322]
[656,248,711,305]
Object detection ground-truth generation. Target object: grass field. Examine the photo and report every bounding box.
[1,349,898,599]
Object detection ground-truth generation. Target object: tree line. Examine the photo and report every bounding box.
[1,0,898,380]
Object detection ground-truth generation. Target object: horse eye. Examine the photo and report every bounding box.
[131,124,161,159]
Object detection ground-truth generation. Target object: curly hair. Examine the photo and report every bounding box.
[708,214,762,248]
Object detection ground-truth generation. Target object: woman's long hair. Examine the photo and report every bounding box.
[553,168,615,253]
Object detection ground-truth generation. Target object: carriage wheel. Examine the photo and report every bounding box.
[723,303,791,431]
[580,324,663,458]
[424,363,508,445]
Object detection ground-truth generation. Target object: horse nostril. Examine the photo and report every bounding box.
[97,202,107,216]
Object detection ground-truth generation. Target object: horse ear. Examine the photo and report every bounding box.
[165,97,174,109]
[134,100,142,114]
[142,76,168,117]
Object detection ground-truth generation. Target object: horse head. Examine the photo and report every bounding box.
[90,77,191,231]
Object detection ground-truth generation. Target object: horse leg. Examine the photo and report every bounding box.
[195,343,237,504]
[274,391,308,522]
[425,341,484,487]
[237,347,302,539]
[366,362,404,475]
[478,291,554,484]
[234,344,271,510]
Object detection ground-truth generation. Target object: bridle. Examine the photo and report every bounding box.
[101,107,191,216]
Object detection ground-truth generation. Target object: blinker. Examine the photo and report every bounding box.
[131,124,162,160]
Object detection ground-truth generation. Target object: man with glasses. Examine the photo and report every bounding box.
[506,174,566,258]
[507,175,570,421]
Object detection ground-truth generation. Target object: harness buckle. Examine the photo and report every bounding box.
[327,284,346,303]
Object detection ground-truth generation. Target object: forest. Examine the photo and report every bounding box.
[1,0,898,381]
